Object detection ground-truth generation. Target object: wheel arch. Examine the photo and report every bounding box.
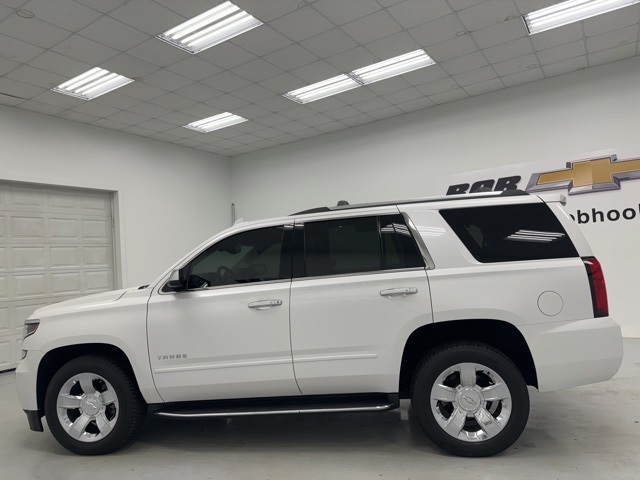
[399,319,538,396]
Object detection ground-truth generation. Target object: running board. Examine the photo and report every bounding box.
[153,394,399,419]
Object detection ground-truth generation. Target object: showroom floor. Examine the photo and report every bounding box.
[1,340,638,480]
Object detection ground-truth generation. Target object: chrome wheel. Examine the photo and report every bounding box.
[430,362,512,442]
[56,373,119,443]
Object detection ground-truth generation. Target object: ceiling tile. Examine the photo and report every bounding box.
[264,44,319,71]
[441,51,488,75]
[122,125,156,136]
[0,16,71,49]
[408,14,466,47]
[90,91,144,110]
[0,33,44,63]
[463,77,505,96]
[381,86,423,104]
[158,111,199,126]
[92,118,127,130]
[271,6,334,42]
[197,42,256,70]
[333,85,377,103]
[483,37,533,63]
[205,93,250,110]
[291,59,343,83]
[453,65,497,86]
[295,127,323,139]
[161,126,200,139]
[128,38,190,67]
[514,0,552,15]
[538,40,585,65]
[106,110,150,125]
[542,56,588,77]
[298,113,334,126]
[174,82,223,102]
[457,0,519,32]
[143,69,193,91]
[259,73,307,94]
[31,90,85,109]
[233,0,300,23]
[0,77,44,98]
[325,104,362,120]
[256,95,295,112]
[352,96,392,113]
[588,43,637,67]
[500,66,544,87]
[201,71,252,93]
[583,4,640,37]
[165,56,222,82]
[52,35,120,65]
[153,0,228,18]
[300,28,358,58]
[369,105,403,120]
[230,26,293,56]
[280,104,317,120]
[402,64,449,85]
[313,0,381,25]
[28,51,93,79]
[378,0,404,6]
[0,0,29,7]
[306,96,346,112]
[24,0,101,30]
[325,46,377,71]
[231,58,285,83]
[74,0,128,14]
[0,58,19,76]
[58,110,100,124]
[366,76,412,95]
[5,64,66,89]
[278,121,308,133]
[109,0,185,36]
[253,127,286,139]
[586,25,638,54]
[179,103,224,118]
[230,84,275,102]
[102,53,160,78]
[341,11,403,45]
[448,0,486,11]
[136,118,175,132]
[396,96,435,112]
[429,87,468,104]
[364,31,422,60]
[149,132,182,142]
[530,23,583,50]
[415,77,460,96]
[234,132,263,143]
[150,92,197,110]
[128,102,172,118]
[78,17,149,52]
[18,100,65,116]
[493,53,539,76]
[250,138,279,148]
[71,101,120,118]
[387,0,451,29]
[341,114,374,127]
[471,18,528,49]
[117,81,166,101]
[426,35,478,62]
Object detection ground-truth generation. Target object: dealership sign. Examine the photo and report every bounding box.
[442,150,640,337]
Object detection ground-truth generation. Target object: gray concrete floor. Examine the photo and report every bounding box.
[1,339,639,480]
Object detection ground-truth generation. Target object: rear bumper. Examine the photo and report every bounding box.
[521,316,623,392]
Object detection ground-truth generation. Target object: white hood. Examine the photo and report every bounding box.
[32,287,141,318]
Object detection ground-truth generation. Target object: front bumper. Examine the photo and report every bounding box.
[15,350,43,414]
[521,316,623,392]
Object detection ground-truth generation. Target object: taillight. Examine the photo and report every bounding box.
[582,257,608,318]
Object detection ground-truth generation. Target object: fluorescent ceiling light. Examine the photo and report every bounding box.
[284,50,436,104]
[351,49,435,84]
[523,0,640,34]
[52,68,133,100]
[284,74,361,104]
[184,112,248,133]
[158,1,262,54]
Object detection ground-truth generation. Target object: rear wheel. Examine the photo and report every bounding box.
[44,355,146,455]
[411,342,529,457]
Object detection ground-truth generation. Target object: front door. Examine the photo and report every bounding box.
[147,225,300,402]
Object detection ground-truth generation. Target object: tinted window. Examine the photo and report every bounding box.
[187,226,289,288]
[440,203,578,263]
[300,215,425,277]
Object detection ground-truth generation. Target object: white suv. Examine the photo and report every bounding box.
[15,191,623,457]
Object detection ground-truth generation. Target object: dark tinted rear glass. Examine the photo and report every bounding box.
[380,214,425,269]
[440,203,578,263]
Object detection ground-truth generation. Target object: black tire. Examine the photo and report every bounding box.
[44,355,147,455]
[411,341,529,457]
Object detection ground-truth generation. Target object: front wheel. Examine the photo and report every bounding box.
[411,342,529,457]
[44,355,147,455]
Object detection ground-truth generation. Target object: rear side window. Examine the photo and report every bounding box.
[440,203,578,263]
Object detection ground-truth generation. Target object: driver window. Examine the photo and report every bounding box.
[188,226,288,288]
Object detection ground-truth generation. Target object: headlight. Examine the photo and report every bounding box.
[23,319,40,340]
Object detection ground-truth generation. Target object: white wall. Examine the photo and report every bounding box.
[0,106,231,287]
[230,55,640,220]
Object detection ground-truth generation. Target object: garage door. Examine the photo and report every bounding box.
[0,182,115,371]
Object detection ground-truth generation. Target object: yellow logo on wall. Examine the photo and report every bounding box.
[527,155,640,195]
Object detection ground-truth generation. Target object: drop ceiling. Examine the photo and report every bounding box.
[0,0,638,157]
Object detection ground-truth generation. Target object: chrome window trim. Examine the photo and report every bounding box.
[291,267,427,283]
[401,212,435,270]
[160,278,292,295]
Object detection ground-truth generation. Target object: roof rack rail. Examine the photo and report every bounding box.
[291,190,529,216]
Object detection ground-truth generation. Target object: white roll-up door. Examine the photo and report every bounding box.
[0,182,115,371]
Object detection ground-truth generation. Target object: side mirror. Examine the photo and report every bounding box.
[165,268,186,292]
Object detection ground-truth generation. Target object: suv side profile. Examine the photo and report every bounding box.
[16,191,623,457]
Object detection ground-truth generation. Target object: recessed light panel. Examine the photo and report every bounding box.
[52,68,133,100]
[284,74,361,104]
[523,0,640,35]
[184,112,248,133]
[351,49,436,85]
[158,1,262,54]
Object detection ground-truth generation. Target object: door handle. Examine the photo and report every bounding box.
[248,299,283,310]
[380,288,418,298]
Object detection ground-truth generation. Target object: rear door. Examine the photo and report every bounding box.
[289,212,432,395]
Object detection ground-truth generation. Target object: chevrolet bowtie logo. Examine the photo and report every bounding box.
[526,155,640,195]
